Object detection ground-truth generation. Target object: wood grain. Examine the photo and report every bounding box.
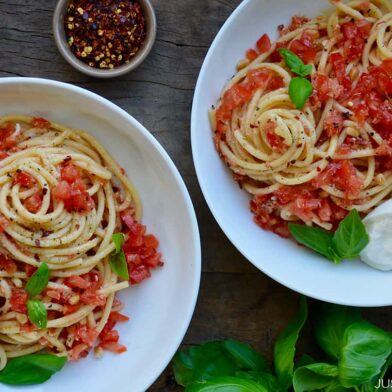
[0,1,391,391]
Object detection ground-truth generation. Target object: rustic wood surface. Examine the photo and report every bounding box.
[0,0,390,391]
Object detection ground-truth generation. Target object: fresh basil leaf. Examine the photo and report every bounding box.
[173,342,238,387]
[274,296,308,390]
[185,376,269,392]
[288,223,337,262]
[112,233,124,254]
[315,304,361,360]
[296,354,316,369]
[0,354,67,385]
[339,321,392,387]
[278,48,312,76]
[109,251,129,281]
[235,371,280,391]
[293,363,338,392]
[27,299,47,329]
[25,262,49,297]
[289,77,313,109]
[324,380,352,392]
[223,339,270,373]
[332,209,369,259]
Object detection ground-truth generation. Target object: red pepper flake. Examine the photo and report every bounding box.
[64,0,146,70]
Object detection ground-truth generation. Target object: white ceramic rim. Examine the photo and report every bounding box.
[0,77,201,390]
[191,0,392,307]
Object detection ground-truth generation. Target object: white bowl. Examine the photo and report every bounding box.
[191,0,391,307]
[0,78,201,392]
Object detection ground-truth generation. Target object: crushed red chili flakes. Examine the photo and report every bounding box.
[64,0,146,69]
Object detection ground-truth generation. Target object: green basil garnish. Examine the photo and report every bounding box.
[109,233,129,280]
[293,363,338,392]
[278,48,313,109]
[27,299,47,329]
[278,48,312,77]
[289,209,369,263]
[332,209,369,259]
[0,354,67,385]
[25,262,49,297]
[112,233,125,253]
[288,77,313,110]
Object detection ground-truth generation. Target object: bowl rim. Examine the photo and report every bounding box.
[0,76,201,390]
[191,0,392,308]
[52,0,157,78]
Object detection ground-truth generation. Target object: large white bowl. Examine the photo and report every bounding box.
[0,78,201,392]
[192,0,391,307]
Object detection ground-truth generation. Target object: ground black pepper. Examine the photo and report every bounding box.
[64,0,146,69]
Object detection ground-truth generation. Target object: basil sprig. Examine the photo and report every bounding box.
[25,262,49,297]
[0,354,67,385]
[27,299,47,329]
[109,233,129,280]
[278,48,313,109]
[289,209,369,263]
[24,262,49,329]
[172,299,392,392]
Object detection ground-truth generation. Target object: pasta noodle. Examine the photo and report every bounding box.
[0,115,163,369]
[211,0,392,236]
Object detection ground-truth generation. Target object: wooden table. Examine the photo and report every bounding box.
[1,1,390,391]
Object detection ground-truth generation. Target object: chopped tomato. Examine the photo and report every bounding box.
[100,329,119,343]
[265,121,286,152]
[80,289,106,306]
[53,180,71,200]
[61,164,81,182]
[69,343,88,362]
[289,30,318,64]
[0,123,19,150]
[129,264,151,284]
[15,171,36,188]
[312,160,363,198]
[10,288,28,313]
[0,151,9,160]
[32,117,51,129]
[256,33,271,53]
[312,74,342,104]
[246,48,258,61]
[340,19,371,61]
[24,193,42,213]
[65,275,90,289]
[0,255,17,274]
[109,311,129,322]
[324,109,344,136]
[99,342,127,354]
[73,324,98,347]
[63,303,81,315]
[25,264,37,277]
[0,214,9,233]
[46,290,62,301]
[318,199,333,222]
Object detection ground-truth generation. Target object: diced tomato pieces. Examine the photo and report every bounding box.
[15,171,36,188]
[10,288,28,313]
[32,117,51,129]
[0,255,17,274]
[25,264,37,277]
[73,324,99,347]
[256,33,272,54]
[265,121,286,152]
[53,180,71,200]
[289,30,318,64]
[324,109,344,136]
[129,264,151,284]
[100,330,119,343]
[0,214,9,233]
[65,275,90,289]
[24,193,42,213]
[312,74,342,104]
[69,343,89,362]
[61,164,81,182]
[246,48,258,61]
[109,311,130,322]
[46,290,62,301]
[80,289,106,306]
[99,342,127,354]
[63,303,81,315]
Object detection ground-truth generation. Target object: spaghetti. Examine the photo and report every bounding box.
[0,115,162,370]
[211,0,392,237]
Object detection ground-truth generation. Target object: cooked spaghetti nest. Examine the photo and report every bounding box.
[0,115,143,370]
[211,0,392,231]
